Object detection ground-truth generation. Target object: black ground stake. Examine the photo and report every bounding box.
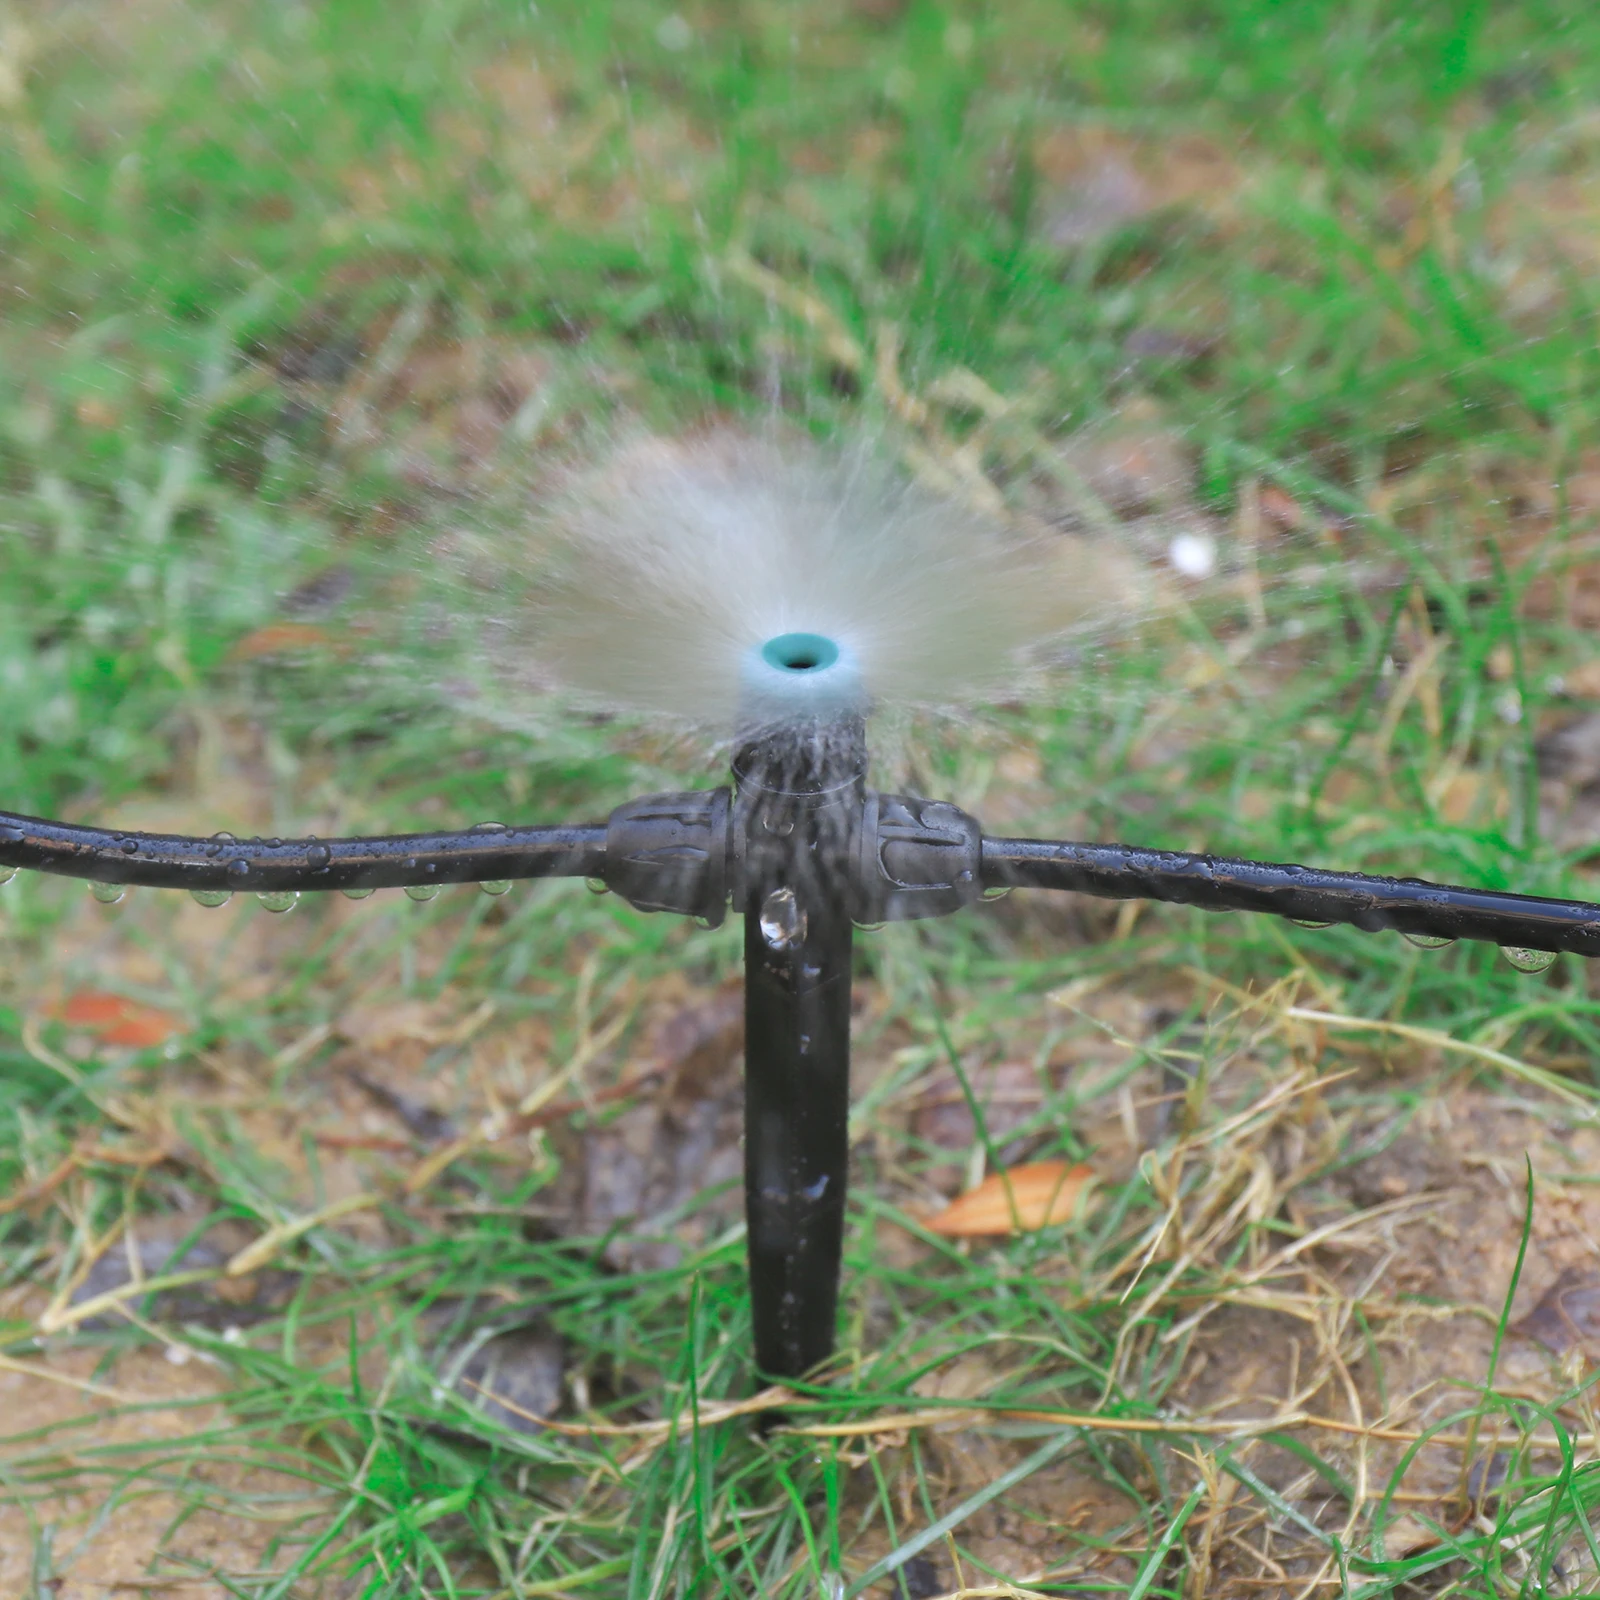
[734,716,864,1377]
[6,743,1600,1379]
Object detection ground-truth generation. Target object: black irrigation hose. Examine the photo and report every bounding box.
[7,807,1600,957]
[981,836,1600,958]
[0,811,608,894]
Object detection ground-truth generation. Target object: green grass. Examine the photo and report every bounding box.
[9,0,1600,1595]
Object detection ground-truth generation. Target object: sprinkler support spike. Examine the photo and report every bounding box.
[732,713,865,1377]
[7,779,1600,1380]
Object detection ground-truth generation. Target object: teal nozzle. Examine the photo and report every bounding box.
[760,633,840,674]
[739,631,865,729]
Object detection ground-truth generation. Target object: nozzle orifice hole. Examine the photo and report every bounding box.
[762,632,839,674]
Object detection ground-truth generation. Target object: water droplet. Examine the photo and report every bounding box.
[266,838,282,849]
[90,881,126,904]
[0,865,15,887]
[120,838,139,854]
[760,887,806,950]
[479,880,512,896]
[306,843,331,869]
[981,886,1011,902]
[1169,530,1217,578]
[856,920,886,932]
[226,859,250,882]
[341,886,376,900]
[762,814,795,836]
[471,821,508,833]
[212,831,236,842]
[404,883,440,901]
[257,890,298,913]
[1290,918,1333,929]
[1403,932,1455,949]
[190,887,231,908]
[1502,945,1557,973]
[585,876,609,896]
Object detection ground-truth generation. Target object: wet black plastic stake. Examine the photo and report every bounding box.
[734,716,864,1378]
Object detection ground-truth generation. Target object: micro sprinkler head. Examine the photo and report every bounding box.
[737,631,867,735]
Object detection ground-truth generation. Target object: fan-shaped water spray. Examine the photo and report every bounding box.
[528,430,1146,732]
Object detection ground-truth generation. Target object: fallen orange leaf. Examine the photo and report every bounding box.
[921,1160,1094,1237]
[57,991,184,1049]
[229,623,337,661]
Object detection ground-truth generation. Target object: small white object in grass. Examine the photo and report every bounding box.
[222,1325,244,1345]
[164,1342,193,1367]
[655,13,692,50]
[1168,531,1216,579]
[1495,689,1523,725]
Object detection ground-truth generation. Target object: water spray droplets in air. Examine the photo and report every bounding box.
[530,432,1142,730]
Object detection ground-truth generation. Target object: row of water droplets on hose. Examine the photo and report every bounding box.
[0,425,1562,974]
[1284,909,1554,973]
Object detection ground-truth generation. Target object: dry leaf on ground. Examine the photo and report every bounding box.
[56,991,184,1049]
[921,1160,1094,1236]
[227,622,343,660]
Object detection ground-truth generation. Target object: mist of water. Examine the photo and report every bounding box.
[521,428,1152,734]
